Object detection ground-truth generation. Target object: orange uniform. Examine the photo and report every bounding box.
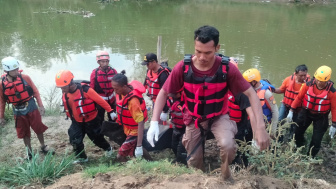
[65,87,112,122]
[291,83,336,122]
[121,97,145,136]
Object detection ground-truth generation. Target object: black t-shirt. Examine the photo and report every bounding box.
[234,93,251,128]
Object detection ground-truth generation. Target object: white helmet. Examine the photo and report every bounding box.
[1,57,20,71]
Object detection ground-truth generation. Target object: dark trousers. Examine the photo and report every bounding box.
[278,103,299,142]
[142,128,173,151]
[232,122,253,167]
[68,117,110,159]
[97,103,115,123]
[295,109,329,157]
[172,127,187,165]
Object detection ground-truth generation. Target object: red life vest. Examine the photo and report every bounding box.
[1,73,33,106]
[62,83,97,122]
[94,67,117,104]
[283,74,310,107]
[145,66,170,101]
[116,80,148,129]
[167,97,185,129]
[302,80,332,114]
[228,93,242,123]
[183,54,230,128]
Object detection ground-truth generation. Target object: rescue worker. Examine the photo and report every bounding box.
[142,53,170,124]
[146,25,270,181]
[288,65,336,157]
[243,68,279,137]
[0,57,51,159]
[55,70,115,163]
[274,64,309,141]
[167,92,187,165]
[275,65,309,120]
[90,51,117,122]
[111,70,152,162]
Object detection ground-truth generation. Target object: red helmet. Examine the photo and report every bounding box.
[96,51,110,62]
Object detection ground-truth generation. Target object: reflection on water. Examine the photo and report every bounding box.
[0,0,335,104]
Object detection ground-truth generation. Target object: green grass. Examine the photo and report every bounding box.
[0,150,76,187]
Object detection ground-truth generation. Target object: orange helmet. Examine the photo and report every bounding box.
[55,70,74,87]
[96,51,110,62]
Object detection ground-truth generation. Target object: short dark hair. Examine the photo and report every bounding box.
[295,64,308,74]
[194,25,219,46]
[112,70,128,86]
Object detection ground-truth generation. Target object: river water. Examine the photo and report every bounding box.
[1,0,335,104]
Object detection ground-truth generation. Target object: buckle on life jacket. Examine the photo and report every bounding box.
[184,54,192,64]
[202,85,208,90]
[15,91,21,99]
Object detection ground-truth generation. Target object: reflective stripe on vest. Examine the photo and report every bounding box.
[302,81,332,114]
[167,98,185,128]
[1,74,33,106]
[228,94,242,123]
[183,54,230,128]
[62,84,97,122]
[145,66,170,101]
[116,82,148,129]
[94,67,117,103]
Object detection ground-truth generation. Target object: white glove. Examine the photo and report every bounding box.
[134,146,143,158]
[110,112,117,120]
[147,121,160,147]
[251,139,260,154]
[329,125,336,139]
[286,110,294,122]
[160,112,168,122]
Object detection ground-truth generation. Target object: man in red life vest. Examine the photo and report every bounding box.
[56,70,115,163]
[288,66,336,157]
[274,64,309,141]
[142,53,170,124]
[90,51,118,122]
[0,57,52,159]
[243,68,279,137]
[146,26,270,181]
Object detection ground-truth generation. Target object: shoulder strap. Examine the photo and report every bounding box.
[64,93,73,119]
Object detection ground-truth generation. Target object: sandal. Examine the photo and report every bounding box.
[40,145,55,155]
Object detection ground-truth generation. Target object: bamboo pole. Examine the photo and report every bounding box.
[157,36,162,63]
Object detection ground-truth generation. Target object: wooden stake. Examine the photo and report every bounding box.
[157,36,162,63]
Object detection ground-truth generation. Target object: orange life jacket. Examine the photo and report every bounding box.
[62,83,97,122]
[145,66,170,101]
[302,80,332,114]
[94,67,117,104]
[228,93,242,123]
[1,73,33,106]
[283,73,310,107]
[116,80,148,129]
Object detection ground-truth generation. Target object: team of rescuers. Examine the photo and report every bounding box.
[0,25,335,181]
